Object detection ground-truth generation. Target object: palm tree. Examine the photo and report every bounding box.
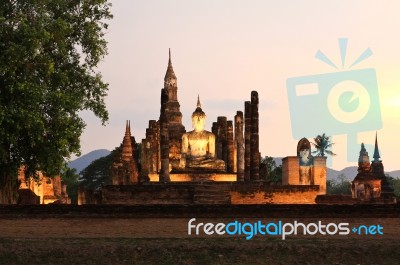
[311,133,336,157]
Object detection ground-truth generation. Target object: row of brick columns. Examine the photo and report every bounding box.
[212,91,259,181]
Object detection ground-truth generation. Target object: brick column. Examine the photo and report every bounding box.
[235,111,244,181]
[244,101,251,181]
[227,121,234,173]
[159,89,170,182]
[250,91,260,180]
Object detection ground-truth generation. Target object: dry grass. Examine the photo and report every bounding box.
[0,237,399,265]
[0,217,399,264]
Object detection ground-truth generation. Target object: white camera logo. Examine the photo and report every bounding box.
[328,80,370,124]
[286,39,382,162]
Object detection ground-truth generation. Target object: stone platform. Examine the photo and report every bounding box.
[99,182,322,205]
[148,172,237,182]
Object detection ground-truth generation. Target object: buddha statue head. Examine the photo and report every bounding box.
[192,95,206,132]
[297,137,313,166]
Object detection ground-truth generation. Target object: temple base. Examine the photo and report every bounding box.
[149,172,237,182]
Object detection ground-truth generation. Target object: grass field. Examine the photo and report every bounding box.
[0,205,398,264]
[0,237,399,265]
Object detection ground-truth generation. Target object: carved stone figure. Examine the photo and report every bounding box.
[297,138,314,167]
[179,96,225,170]
[297,138,313,184]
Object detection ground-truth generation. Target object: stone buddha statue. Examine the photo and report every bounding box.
[297,138,314,185]
[179,96,225,171]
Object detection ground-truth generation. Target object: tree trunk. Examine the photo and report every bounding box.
[0,170,18,204]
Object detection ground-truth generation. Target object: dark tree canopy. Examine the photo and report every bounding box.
[260,156,282,184]
[326,174,351,195]
[0,1,112,202]
[60,163,79,204]
[79,148,116,191]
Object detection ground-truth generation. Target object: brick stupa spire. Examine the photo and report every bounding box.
[121,120,133,162]
[373,131,381,162]
[164,48,177,82]
[158,49,186,180]
[110,120,139,185]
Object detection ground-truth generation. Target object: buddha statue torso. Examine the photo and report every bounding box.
[178,96,225,171]
[183,131,214,158]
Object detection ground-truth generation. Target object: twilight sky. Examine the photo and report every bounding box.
[78,0,400,171]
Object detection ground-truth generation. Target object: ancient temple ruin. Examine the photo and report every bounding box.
[110,121,139,185]
[141,49,186,182]
[17,167,71,204]
[282,138,327,194]
[94,50,328,205]
[351,134,396,203]
[317,133,396,204]
[140,51,258,183]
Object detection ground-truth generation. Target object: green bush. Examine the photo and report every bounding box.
[327,174,351,195]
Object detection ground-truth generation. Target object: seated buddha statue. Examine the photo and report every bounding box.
[179,96,225,171]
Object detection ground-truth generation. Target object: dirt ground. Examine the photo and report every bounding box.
[0,217,399,264]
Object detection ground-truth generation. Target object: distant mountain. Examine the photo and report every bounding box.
[68,149,111,174]
[327,167,400,180]
[327,167,357,181]
[273,157,283,167]
[387,170,400,178]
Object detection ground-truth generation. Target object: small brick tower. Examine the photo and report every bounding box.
[111,121,139,185]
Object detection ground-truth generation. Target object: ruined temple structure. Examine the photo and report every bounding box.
[141,49,186,181]
[110,120,139,185]
[212,117,234,173]
[93,50,330,205]
[140,51,257,182]
[243,92,260,181]
[17,167,71,204]
[211,92,259,180]
[351,134,396,203]
[282,138,327,194]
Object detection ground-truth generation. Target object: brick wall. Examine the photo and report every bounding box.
[100,182,321,205]
[101,184,193,205]
[282,156,300,185]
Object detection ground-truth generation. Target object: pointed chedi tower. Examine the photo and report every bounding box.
[351,142,381,201]
[358,143,371,173]
[159,49,186,176]
[372,132,381,163]
[121,121,133,161]
[370,132,396,203]
[111,120,139,185]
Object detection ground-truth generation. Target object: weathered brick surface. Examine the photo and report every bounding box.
[282,156,300,185]
[102,184,193,205]
[100,182,321,205]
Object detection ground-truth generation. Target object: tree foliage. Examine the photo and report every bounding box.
[260,156,282,184]
[312,133,336,157]
[0,1,112,202]
[80,141,142,191]
[60,163,79,204]
[327,174,351,195]
[386,174,400,197]
[79,148,116,191]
